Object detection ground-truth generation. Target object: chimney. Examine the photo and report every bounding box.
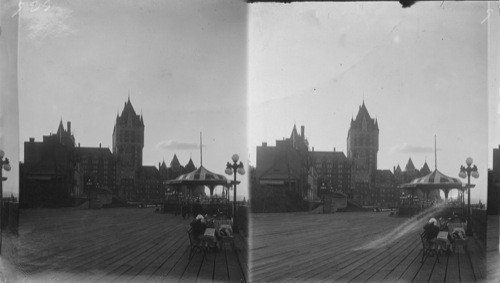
[262,142,267,147]
[67,121,71,134]
[334,147,336,152]
[99,143,101,148]
[301,126,305,138]
[29,137,34,142]
[78,142,80,147]
[312,147,314,152]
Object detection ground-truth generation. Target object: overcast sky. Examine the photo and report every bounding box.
[16,0,248,198]
[249,2,490,202]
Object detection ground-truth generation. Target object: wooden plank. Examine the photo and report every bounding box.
[149,241,191,279]
[458,248,476,282]
[354,236,421,282]
[196,250,216,282]
[412,251,439,282]
[428,253,448,282]
[445,251,461,283]
[179,249,205,282]
[132,235,187,280]
[368,239,421,282]
[213,250,229,282]
[226,243,246,282]
[163,247,191,279]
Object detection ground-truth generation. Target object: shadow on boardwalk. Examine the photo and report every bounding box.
[250,211,486,282]
[0,207,248,282]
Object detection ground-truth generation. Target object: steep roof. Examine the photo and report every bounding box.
[57,119,65,135]
[290,124,299,139]
[420,161,431,175]
[356,101,371,121]
[185,158,196,172]
[116,97,144,127]
[395,164,402,174]
[160,160,167,169]
[350,101,379,131]
[405,158,416,172]
[170,154,181,168]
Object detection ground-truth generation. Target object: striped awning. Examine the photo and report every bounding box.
[167,166,230,187]
[398,169,464,190]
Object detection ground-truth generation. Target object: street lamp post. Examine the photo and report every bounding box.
[225,154,245,233]
[0,150,12,255]
[459,157,479,236]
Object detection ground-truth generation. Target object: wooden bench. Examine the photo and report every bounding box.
[420,231,439,263]
[214,219,235,250]
[448,221,468,253]
[186,226,206,260]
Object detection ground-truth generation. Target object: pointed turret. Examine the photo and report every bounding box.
[349,101,378,131]
[290,124,299,139]
[116,97,142,127]
[185,158,196,172]
[420,161,431,176]
[170,154,181,168]
[405,158,416,172]
[57,119,64,135]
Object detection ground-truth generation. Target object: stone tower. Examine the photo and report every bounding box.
[112,97,144,200]
[347,101,379,177]
[347,101,379,204]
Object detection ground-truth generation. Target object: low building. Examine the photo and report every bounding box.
[256,125,310,196]
[310,149,351,199]
[20,121,77,208]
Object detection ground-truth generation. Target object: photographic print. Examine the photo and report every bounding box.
[1,0,248,282]
[1,0,499,282]
[248,2,489,282]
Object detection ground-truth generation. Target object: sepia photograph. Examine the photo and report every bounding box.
[1,0,248,282]
[248,1,490,282]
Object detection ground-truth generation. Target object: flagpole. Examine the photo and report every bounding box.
[434,135,437,170]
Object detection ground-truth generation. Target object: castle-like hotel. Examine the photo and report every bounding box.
[255,102,434,208]
[20,98,196,208]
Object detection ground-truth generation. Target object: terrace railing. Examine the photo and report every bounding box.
[471,208,487,249]
[237,203,248,236]
[1,201,19,235]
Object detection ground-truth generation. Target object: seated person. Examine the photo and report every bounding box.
[451,228,466,240]
[190,214,207,240]
[218,225,233,237]
[423,218,440,242]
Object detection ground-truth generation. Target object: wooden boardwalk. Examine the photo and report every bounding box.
[1,207,248,282]
[250,212,486,282]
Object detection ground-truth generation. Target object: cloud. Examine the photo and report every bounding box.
[19,1,74,40]
[156,140,205,151]
[391,143,440,154]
